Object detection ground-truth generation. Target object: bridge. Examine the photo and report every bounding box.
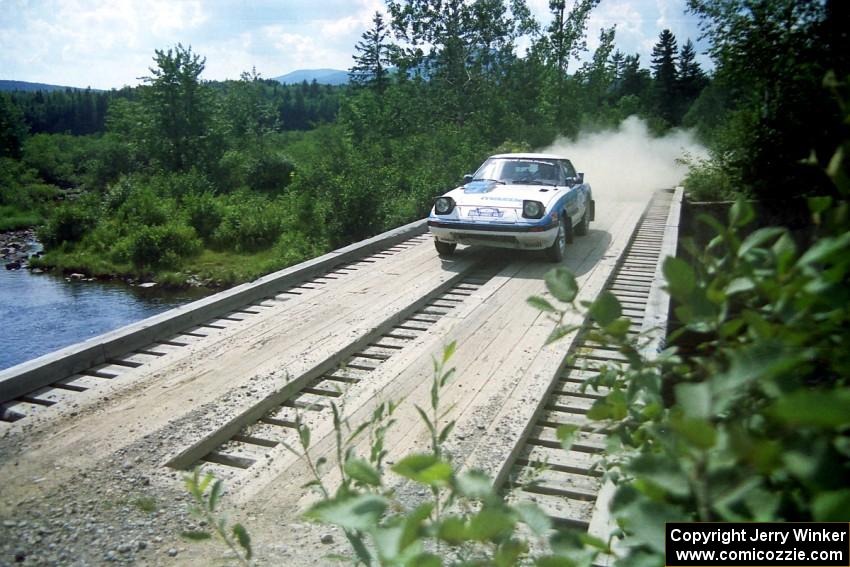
[0,187,682,564]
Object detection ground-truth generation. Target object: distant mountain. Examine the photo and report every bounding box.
[0,80,99,92]
[273,69,348,86]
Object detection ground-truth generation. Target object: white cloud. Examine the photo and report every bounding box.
[0,0,710,89]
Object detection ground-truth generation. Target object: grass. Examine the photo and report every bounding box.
[0,205,42,231]
[33,244,318,288]
[132,496,157,513]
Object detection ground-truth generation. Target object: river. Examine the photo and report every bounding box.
[0,235,212,372]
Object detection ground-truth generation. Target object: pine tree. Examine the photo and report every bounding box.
[349,13,388,90]
[677,39,707,104]
[650,28,679,124]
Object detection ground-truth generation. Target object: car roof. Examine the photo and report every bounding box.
[488,153,568,161]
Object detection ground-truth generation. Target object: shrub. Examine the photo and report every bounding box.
[211,193,284,252]
[184,191,224,243]
[218,148,294,193]
[681,152,743,202]
[114,184,173,227]
[114,222,201,268]
[528,197,850,565]
[38,196,99,247]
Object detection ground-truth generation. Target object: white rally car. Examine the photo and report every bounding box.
[428,153,594,262]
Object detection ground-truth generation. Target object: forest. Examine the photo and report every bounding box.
[0,0,846,287]
[2,1,849,564]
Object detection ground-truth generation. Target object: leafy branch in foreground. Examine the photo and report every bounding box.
[528,192,850,565]
[182,467,253,566]
[292,341,607,566]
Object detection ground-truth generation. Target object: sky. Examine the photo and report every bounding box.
[0,0,710,90]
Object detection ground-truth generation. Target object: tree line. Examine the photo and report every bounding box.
[0,0,846,283]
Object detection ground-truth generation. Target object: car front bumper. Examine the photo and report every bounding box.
[427,219,559,250]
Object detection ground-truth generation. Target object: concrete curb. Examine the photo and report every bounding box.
[0,219,428,404]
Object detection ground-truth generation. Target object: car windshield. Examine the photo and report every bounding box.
[473,158,560,186]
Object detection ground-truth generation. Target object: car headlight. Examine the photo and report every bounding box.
[522,200,544,219]
[434,196,455,215]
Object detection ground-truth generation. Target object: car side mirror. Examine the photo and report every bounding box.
[577,172,584,184]
[463,174,474,184]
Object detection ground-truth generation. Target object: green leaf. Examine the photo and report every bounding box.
[725,277,755,296]
[675,382,711,419]
[628,454,691,497]
[546,324,579,344]
[401,503,434,550]
[442,340,456,364]
[455,469,492,499]
[697,213,727,236]
[198,470,213,495]
[345,458,382,487]
[298,423,311,449]
[391,454,453,486]
[346,531,372,566]
[556,424,579,450]
[438,420,456,444]
[586,399,612,421]
[671,416,716,449]
[589,291,621,327]
[496,540,528,567]
[729,199,755,227]
[545,267,579,303]
[527,295,558,313]
[232,523,252,560]
[772,232,797,273]
[812,490,850,521]
[807,196,833,213]
[181,531,212,541]
[663,257,696,297]
[208,479,222,512]
[738,227,785,257]
[605,317,631,338]
[513,501,552,536]
[797,232,850,266]
[437,516,468,544]
[467,507,516,541]
[770,390,850,427]
[306,493,388,531]
[414,405,435,436]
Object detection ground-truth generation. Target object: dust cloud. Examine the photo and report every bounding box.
[540,116,707,201]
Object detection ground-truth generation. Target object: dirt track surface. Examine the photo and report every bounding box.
[0,193,651,566]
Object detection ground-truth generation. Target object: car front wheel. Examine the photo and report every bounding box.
[435,240,457,257]
[546,218,568,262]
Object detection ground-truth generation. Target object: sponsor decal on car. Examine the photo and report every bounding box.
[467,207,504,218]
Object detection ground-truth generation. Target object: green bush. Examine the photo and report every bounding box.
[528,196,850,565]
[114,222,201,268]
[38,196,99,247]
[211,193,284,252]
[114,184,173,227]
[184,191,224,243]
[0,157,59,210]
[218,148,294,193]
[681,152,742,202]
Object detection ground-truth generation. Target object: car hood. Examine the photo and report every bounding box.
[445,180,559,209]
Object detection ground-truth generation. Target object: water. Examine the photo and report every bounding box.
[0,266,212,372]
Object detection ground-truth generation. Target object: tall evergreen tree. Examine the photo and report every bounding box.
[650,28,679,124]
[676,39,707,115]
[350,12,393,93]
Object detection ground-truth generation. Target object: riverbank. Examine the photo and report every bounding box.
[1,228,41,271]
[30,245,315,290]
